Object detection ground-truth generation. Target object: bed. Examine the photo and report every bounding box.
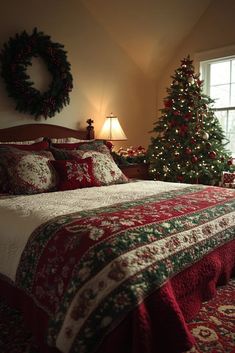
[0,123,234,353]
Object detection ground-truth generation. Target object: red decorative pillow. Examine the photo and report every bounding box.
[66,150,129,186]
[50,157,98,191]
[0,140,49,151]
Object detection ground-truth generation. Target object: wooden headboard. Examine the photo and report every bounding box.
[0,120,94,142]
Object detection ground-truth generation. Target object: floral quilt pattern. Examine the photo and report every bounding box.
[15,185,235,353]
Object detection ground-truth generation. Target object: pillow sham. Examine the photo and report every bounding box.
[50,157,98,191]
[51,139,110,154]
[67,150,128,186]
[49,144,129,186]
[0,137,44,144]
[50,137,90,144]
[0,148,56,194]
[0,140,49,151]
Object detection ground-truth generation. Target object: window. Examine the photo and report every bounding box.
[200,56,235,157]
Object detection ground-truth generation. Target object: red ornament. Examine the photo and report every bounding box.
[105,141,113,151]
[187,70,194,75]
[209,151,217,159]
[191,155,198,163]
[185,147,192,154]
[173,110,181,116]
[191,137,196,145]
[177,175,184,182]
[164,99,172,109]
[179,125,188,136]
[227,159,233,166]
[197,79,203,86]
[169,120,177,128]
[184,112,192,121]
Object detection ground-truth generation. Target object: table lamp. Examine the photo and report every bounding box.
[97,113,127,143]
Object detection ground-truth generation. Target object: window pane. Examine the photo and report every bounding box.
[228,109,235,133]
[231,83,235,106]
[232,59,235,83]
[215,110,227,131]
[200,56,235,156]
[210,61,230,85]
[210,85,230,108]
[227,133,235,157]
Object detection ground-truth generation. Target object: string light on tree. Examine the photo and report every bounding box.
[147,55,234,185]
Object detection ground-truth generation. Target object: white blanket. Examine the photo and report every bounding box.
[0,180,188,281]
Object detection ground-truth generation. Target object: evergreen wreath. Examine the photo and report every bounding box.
[0,28,73,119]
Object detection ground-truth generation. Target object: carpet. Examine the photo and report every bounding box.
[187,278,235,353]
[0,280,234,353]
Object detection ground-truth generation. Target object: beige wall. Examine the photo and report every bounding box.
[0,0,155,148]
[156,0,235,115]
[0,0,233,149]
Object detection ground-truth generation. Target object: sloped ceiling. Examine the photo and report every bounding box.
[82,0,214,80]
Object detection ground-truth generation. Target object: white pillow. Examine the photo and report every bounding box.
[50,137,93,144]
[0,137,44,144]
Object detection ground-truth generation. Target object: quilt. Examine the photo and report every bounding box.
[13,184,235,353]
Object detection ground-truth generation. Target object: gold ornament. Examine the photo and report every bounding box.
[202,131,209,140]
[188,76,194,84]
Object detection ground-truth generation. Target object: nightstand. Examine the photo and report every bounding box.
[120,163,149,180]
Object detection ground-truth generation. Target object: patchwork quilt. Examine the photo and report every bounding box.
[14,185,235,353]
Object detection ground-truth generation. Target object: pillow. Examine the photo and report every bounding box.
[50,137,89,144]
[0,148,56,194]
[50,157,98,191]
[0,140,49,151]
[0,137,44,144]
[51,139,110,154]
[69,150,129,186]
[49,146,73,161]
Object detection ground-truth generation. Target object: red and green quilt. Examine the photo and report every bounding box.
[15,185,235,353]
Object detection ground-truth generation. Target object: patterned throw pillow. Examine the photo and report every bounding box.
[0,148,56,194]
[50,157,99,191]
[69,150,129,186]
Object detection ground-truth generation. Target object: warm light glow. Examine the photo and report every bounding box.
[97,113,127,141]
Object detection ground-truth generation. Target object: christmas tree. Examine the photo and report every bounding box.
[148,55,234,185]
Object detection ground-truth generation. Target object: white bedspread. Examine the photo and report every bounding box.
[0,180,188,282]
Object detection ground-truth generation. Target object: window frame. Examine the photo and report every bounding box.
[200,54,235,157]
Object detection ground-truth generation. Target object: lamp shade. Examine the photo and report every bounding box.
[97,114,127,141]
